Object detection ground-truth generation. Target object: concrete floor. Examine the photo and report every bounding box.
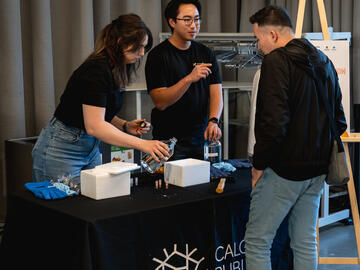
[319,222,360,269]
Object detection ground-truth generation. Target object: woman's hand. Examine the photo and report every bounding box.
[125,119,151,135]
[141,140,170,163]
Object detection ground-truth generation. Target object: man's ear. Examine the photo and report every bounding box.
[169,18,176,29]
[270,30,279,43]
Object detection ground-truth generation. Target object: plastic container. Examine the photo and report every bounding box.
[204,140,222,164]
[141,137,177,173]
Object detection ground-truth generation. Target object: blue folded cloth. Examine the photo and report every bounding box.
[210,166,231,178]
[212,162,236,172]
[227,159,252,168]
[25,181,68,200]
[210,159,252,178]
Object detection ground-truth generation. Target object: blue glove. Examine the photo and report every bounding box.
[25,181,68,200]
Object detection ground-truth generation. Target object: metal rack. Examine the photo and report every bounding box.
[160,32,262,69]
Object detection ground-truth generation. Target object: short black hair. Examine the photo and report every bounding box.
[249,5,293,29]
[164,0,202,32]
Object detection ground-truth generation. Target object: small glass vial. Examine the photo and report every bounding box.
[141,137,177,173]
[204,140,222,164]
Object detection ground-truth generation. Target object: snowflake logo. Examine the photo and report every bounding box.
[153,243,205,270]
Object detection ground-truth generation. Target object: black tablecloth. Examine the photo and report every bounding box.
[0,168,292,270]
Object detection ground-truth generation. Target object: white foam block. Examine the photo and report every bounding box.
[81,161,139,200]
[164,158,210,187]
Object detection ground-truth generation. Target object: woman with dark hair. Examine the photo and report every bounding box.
[32,14,169,182]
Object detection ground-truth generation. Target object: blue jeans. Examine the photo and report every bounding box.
[32,117,101,182]
[244,168,325,270]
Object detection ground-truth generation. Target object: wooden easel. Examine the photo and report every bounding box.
[295,0,360,264]
[317,135,360,264]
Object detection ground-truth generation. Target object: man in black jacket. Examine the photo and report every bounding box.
[244,6,347,270]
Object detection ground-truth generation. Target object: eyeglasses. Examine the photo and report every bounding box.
[175,17,201,26]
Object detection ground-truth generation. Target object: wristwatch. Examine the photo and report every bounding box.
[208,117,219,125]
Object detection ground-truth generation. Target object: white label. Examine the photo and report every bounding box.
[208,153,218,157]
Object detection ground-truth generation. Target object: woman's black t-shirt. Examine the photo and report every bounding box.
[54,57,124,130]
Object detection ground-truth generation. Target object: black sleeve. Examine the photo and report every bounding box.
[80,62,113,107]
[253,53,291,170]
[145,50,168,92]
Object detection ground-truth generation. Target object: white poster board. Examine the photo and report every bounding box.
[310,40,350,130]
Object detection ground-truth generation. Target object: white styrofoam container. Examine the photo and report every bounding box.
[164,158,210,187]
[80,162,139,200]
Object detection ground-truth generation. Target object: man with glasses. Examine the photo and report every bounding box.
[145,0,223,160]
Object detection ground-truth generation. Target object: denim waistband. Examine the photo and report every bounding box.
[49,117,86,136]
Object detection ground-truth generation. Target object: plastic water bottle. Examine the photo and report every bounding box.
[141,137,177,173]
[204,140,222,164]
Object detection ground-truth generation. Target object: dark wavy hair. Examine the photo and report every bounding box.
[87,14,153,87]
[249,5,293,29]
[164,0,201,33]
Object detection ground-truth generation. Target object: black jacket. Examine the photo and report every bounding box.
[253,38,347,181]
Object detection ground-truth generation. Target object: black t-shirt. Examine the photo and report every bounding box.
[54,58,124,130]
[145,39,222,146]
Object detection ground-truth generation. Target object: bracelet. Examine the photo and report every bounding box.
[123,121,128,133]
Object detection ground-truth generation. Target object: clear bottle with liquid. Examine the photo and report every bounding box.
[141,137,177,173]
[204,140,222,164]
